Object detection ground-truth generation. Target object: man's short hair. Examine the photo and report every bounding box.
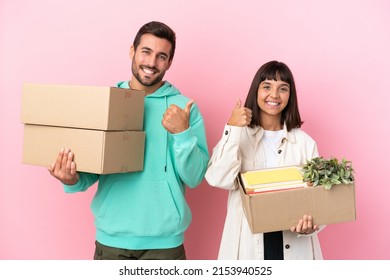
[133,21,176,62]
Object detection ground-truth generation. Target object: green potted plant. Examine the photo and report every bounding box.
[302,156,355,190]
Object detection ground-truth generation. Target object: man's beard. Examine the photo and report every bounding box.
[131,60,165,87]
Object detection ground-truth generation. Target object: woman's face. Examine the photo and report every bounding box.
[257,79,290,120]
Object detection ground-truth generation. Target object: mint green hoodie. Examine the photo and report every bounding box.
[64,81,209,250]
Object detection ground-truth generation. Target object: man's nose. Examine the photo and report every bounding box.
[144,55,157,67]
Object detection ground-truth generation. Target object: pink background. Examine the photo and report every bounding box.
[1,0,389,260]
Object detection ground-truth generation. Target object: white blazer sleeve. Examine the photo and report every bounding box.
[205,124,244,190]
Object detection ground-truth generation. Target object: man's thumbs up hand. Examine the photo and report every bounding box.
[162,100,195,134]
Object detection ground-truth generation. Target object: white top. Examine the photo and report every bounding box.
[205,124,324,260]
[262,129,284,168]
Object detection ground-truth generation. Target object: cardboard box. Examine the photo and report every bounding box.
[22,124,145,174]
[238,176,356,233]
[21,83,145,131]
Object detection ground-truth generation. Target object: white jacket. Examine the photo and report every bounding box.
[205,124,324,260]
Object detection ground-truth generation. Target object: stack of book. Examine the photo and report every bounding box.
[239,166,307,194]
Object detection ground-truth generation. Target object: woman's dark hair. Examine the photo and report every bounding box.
[133,21,176,62]
[244,60,303,131]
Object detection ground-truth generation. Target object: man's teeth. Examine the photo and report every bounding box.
[143,68,154,74]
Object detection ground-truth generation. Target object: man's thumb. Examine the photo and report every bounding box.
[185,100,195,114]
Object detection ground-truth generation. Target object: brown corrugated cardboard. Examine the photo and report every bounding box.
[21,83,145,130]
[22,124,145,174]
[238,176,356,233]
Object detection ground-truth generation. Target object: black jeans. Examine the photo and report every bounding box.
[263,231,284,260]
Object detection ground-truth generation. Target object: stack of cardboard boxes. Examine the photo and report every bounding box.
[21,83,146,174]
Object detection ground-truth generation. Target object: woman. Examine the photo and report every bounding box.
[205,61,324,260]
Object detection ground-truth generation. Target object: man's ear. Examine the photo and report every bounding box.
[130,45,135,59]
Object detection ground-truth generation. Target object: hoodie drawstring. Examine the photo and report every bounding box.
[164,96,168,172]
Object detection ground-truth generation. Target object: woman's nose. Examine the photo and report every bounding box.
[270,88,280,98]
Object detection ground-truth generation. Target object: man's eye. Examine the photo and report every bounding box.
[159,55,167,61]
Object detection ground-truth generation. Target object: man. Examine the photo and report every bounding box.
[48,21,209,260]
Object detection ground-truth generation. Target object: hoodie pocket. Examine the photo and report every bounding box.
[95,180,183,237]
